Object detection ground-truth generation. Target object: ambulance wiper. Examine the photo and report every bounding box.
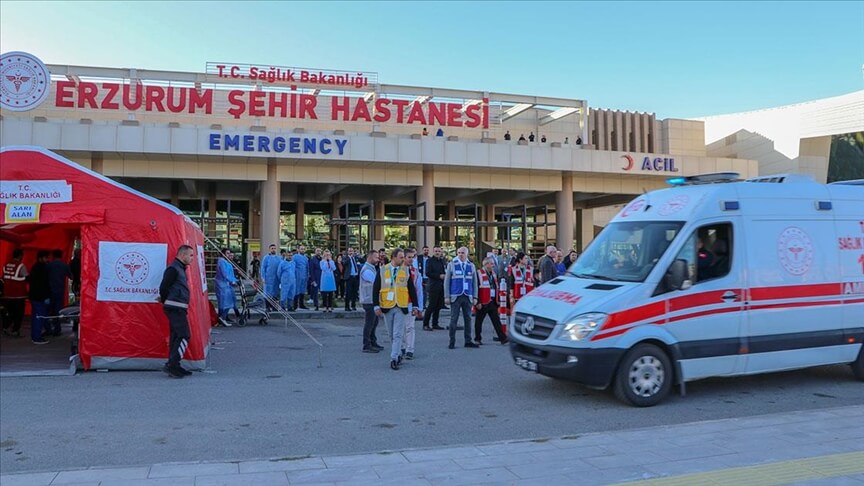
[570,272,619,281]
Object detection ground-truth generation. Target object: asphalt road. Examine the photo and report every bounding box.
[2,316,862,474]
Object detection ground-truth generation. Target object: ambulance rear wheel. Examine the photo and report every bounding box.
[853,346,864,381]
[614,344,673,407]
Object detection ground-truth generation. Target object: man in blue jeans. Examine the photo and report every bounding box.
[28,250,51,344]
[443,247,479,350]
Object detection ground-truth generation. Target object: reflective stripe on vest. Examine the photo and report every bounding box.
[379,265,410,308]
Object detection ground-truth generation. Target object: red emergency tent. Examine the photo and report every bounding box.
[0,146,210,370]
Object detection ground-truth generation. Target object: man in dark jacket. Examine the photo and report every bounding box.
[309,248,323,311]
[341,248,360,311]
[46,249,72,335]
[28,250,51,344]
[538,245,558,285]
[158,245,195,378]
[422,246,446,330]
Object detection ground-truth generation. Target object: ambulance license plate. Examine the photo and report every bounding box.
[514,357,538,372]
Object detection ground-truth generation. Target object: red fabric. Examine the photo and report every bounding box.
[477,269,493,305]
[0,147,210,370]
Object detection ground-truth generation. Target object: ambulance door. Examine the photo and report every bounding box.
[743,216,848,374]
[657,220,746,379]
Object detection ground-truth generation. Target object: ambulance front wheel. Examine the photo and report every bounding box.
[852,346,864,381]
[613,344,673,407]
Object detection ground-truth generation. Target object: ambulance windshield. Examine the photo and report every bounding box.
[568,221,685,283]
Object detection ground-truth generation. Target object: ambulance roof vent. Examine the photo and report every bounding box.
[666,172,740,186]
[745,173,816,184]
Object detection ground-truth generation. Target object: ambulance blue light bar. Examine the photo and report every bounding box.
[666,173,741,186]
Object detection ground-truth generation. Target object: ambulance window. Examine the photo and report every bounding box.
[686,223,733,284]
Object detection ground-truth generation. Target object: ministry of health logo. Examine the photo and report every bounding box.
[777,226,814,276]
[0,51,50,112]
[115,252,150,286]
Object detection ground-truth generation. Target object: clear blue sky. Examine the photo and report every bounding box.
[1,1,861,118]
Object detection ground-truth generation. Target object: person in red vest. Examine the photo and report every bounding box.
[2,249,28,338]
[508,252,534,305]
[473,257,508,345]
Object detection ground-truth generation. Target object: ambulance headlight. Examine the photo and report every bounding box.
[557,313,607,341]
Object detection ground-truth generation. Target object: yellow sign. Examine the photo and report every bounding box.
[5,203,41,222]
[247,240,261,253]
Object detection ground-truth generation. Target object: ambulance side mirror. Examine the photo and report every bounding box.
[666,259,692,291]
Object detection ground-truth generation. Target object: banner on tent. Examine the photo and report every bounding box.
[97,242,168,303]
[0,180,72,204]
[5,203,40,222]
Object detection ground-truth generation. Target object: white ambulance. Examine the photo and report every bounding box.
[509,173,864,406]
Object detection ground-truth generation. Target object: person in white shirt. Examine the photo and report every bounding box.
[401,248,424,360]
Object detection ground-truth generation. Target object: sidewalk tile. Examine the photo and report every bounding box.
[565,465,658,485]
[238,457,326,474]
[285,466,379,483]
[664,431,734,447]
[49,482,98,486]
[528,445,609,462]
[475,440,557,456]
[148,463,238,478]
[510,476,575,486]
[642,456,736,477]
[401,446,485,463]
[789,479,864,486]
[0,472,58,486]
[193,471,288,485]
[373,459,461,480]
[506,458,595,479]
[583,451,668,469]
[322,452,407,468]
[101,478,196,486]
[53,467,149,483]
[653,442,736,461]
[596,439,675,456]
[452,453,538,471]
[424,466,519,485]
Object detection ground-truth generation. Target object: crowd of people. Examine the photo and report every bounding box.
[216,242,578,371]
[1,248,80,344]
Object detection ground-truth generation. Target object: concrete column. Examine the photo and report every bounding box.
[596,109,606,150]
[415,167,436,248]
[556,174,575,251]
[295,186,305,241]
[91,152,103,174]
[170,181,180,207]
[648,114,657,153]
[250,193,261,240]
[330,193,341,245]
[576,208,595,252]
[374,200,385,241]
[633,113,643,153]
[484,204,496,243]
[446,200,456,241]
[641,115,650,152]
[621,111,633,152]
[260,158,281,250]
[613,111,624,151]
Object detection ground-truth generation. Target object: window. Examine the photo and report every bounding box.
[657,223,733,295]
[569,221,685,283]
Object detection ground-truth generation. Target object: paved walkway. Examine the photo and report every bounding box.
[3,405,862,485]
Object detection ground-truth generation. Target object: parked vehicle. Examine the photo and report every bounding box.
[510,173,864,406]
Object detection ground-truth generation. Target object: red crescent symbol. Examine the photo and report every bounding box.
[621,154,634,171]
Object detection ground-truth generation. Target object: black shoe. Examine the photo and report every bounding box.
[372,344,384,351]
[178,367,193,376]
[344,307,351,312]
[493,336,501,342]
[167,367,185,379]
[300,306,310,310]
[432,325,444,330]
[390,360,399,370]
[464,342,479,348]
[448,342,455,350]
[405,352,414,360]
[397,354,403,364]
[500,338,509,345]
[423,326,431,331]
[362,347,379,353]
[474,339,483,346]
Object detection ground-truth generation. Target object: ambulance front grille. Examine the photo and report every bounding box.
[513,313,557,340]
